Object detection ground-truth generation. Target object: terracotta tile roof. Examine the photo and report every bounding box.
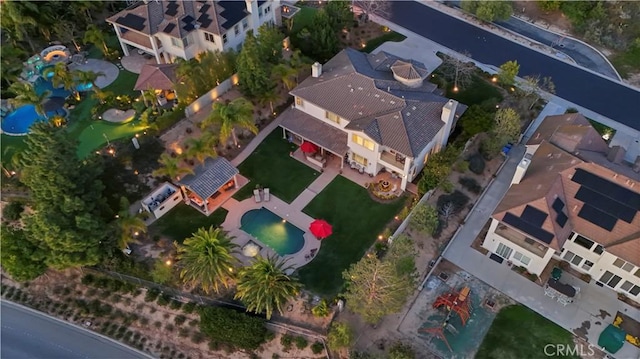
[291,48,465,157]
[279,108,349,156]
[527,113,590,146]
[134,63,177,91]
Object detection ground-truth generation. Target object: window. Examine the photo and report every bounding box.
[242,18,248,30]
[613,259,635,272]
[352,153,367,166]
[222,34,228,44]
[171,37,182,48]
[621,281,634,292]
[496,243,513,259]
[352,134,375,151]
[631,285,640,296]
[265,5,271,14]
[574,235,595,250]
[635,269,640,278]
[599,271,622,288]
[259,10,263,18]
[295,97,303,106]
[563,251,583,266]
[513,251,531,266]
[182,35,191,47]
[325,111,340,123]
[594,245,604,254]
[582,260,594,271]
[234,24,240,35]
[204,32,215,44]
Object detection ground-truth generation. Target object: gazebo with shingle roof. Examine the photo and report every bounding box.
[178,157,239,216]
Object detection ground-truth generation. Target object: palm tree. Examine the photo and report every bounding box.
[73,69,104,94]
[234,255,301,320]
[257,88,279,115]
[271,63,297,91]
[44,62,79,100]
[49,115,66,128]
[141,87,159,111]
[185,133,218,164]
[176,226,238,294]
[83,24,109,57]
[201,98,257,147]
[115,197,147,249]
[8,82,50,118]
[152,153,194,181]
[0,1,39,52]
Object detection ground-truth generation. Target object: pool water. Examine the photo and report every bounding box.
[1,105,67,135]
[240,208,305,256]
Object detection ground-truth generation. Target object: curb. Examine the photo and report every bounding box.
[509,15,622,81]
[2,300,156,359]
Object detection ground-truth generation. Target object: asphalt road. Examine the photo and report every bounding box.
[386,2,640,131]
[1,301,150,359]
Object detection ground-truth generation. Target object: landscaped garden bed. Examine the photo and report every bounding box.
[149,204,228,243]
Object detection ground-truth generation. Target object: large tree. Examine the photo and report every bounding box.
[0,225,47,282]
[176,226,238,294]
[114,197,147,250]
[326,0,354,31]
[83,24,109,57]
[459,105,494,138]
[185,133,218,164]
[16,123,109,269]
[309,9,340,62]
[498,60,520,86]
[409,204,439,235]
[461,1,513,22]
[237,31,274,98]
[0,1,39,52]
[493,107,521,142]
[440,53,476,92]
[271,63,298,91]
[234,256,301,320]
[352,0,390,22]
[44,62,80,100]
[257,24,285,66]
[152,153,194,181]
[342,254,414,324]
[523,75,555,109]
[201,98,257,147]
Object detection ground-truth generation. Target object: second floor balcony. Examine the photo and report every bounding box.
[380,150,406,170]
[494,223,549,258]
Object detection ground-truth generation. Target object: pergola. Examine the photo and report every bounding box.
[134,63,178,105]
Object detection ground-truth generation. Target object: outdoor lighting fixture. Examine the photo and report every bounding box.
[134,231,139,236]
[492,77,497,83]
[510,87,515,92]
[135,134,139,138]
[115,214,120,219]
[165,260,172,266]
[134,170,139,175]
[143,131,147,135]
[228,267,234,272]
[496,105,500,109]
[96,151,100,155]
[395,216,399,220]
[453,86,459,92]
[361,43,366,48]
[378,235,384,240]
[10,171,16,176]
[282,219,286,223]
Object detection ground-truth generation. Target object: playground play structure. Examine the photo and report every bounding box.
[420,286,472,352]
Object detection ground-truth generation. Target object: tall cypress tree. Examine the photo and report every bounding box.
[237,30,274,98]
[17,123,109,269]
[310,9,339,62]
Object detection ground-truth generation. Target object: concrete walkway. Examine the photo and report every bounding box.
[230,116,284,167]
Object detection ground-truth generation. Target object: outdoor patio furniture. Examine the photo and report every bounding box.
[263,188,270,202]
[253,189,262,203]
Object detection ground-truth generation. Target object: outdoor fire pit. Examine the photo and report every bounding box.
[379,180,391,192]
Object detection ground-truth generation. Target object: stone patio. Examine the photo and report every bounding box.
[120,53,157,74]
[68,58,119,88]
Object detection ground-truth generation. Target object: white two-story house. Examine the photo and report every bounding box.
[107,0,280,63]
[483,113,640,299]
[279,48,466,191]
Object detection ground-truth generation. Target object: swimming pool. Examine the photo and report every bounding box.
[240,208,305,256]
[1,105,67,135]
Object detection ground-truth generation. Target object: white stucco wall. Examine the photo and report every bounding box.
[583,251,640,299]
[482,219,555,275]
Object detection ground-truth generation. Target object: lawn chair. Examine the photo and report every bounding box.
[253,189,262,203]
[263,188,270,202]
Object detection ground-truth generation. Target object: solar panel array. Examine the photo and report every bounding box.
[503,212,554,244]
[118,13,146,31]
[165,1,179,16]
[571,168,639,231]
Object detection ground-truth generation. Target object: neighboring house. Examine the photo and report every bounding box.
[280,48,467,191]
[483,113,640,299]
[107,0,280,63]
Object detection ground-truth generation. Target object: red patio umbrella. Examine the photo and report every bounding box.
[300,141,319,153]
[310,219,333,239]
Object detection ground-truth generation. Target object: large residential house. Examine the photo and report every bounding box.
[107,0,280,63]
[483,113,640,299]
[280,48,467,191]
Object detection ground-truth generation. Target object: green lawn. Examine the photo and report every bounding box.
[233,130,320,203]
[476,305,580,359]
[298,176,406,296]
[361,32,407,53]
[76,119,148,158]
[290,6,318,33]
[444,75,503,107]
[1,134,27,165]
[149,204,228,243]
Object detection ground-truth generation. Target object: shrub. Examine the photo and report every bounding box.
[170,300,183,310]
[175,314,187,326]
[467,153,485,174]
[144,288,161,302]
[327,322,353,350]
[198,306,268,351]
[455,160,469,172]
[311,300,330,317]
[439,180,454,193]
[295,336,308,349]
[389,342,415,359]
[311,341,324,354]
[81,274,95,286]
[280,334,294,352]
[191,332,206,344]
[409,203,439,235]
[459,177,482,194]
[157,293,171,306]
[179,328,190,338]
[165,324,175,332]
[182,302,196,314]
[154,321,162,328]
[436,191,470,215]
[3,201,24,221]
